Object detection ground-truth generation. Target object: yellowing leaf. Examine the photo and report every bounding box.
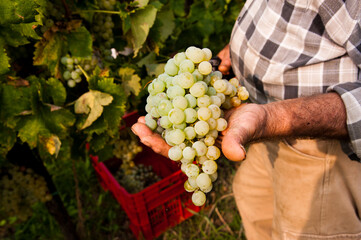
[118,67,141,96]
[74,90,113,130]
[43,135,61,157]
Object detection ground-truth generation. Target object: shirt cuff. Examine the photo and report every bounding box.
[327,82,361,159]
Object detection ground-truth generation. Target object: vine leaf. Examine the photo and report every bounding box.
[118,67,141,97]
[129,5,158,57]
[74,90,113,130]
[67,26,92,58]
[0,43,10,75]
[33,32,63,78]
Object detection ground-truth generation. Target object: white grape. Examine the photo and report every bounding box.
[202,160,217,174]
[183,146,196,161]
[189,82,207,97]
[213,79,228,93]
[184,163,200,178]
[198,61,212,75]
[192,141,207,156]
[168,146,183,161]
[164,59,179,76]
[197,107,212,121]
[194,120,210,135]
[192,190,206,206]
[168,108,185,125]
[196,173,212,189]
[197,95,211,107]
[184,180,197,192]
[172,96,188,110]
[184,108,198,123]
[202,48,212,61]
[186,46,205,64]
[184,126,196,140]
[216,118,228,131]
[206,146,221,160]
[178,72,194,89]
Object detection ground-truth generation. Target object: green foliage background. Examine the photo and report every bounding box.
[0,0,245,238]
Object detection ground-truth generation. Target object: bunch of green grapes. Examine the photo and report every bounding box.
[61,55,98,87]
[0,166,52,222]
[115,164,161,194]
[144,46,249,206]
[92,0,116,57]
[113,138,142,174]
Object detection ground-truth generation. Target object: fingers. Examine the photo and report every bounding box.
[131,117,171,158]
[217,44,232,75]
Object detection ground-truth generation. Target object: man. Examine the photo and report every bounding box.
[132,0,361,238]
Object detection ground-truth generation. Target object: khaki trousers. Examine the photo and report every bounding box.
[232,139,361,240]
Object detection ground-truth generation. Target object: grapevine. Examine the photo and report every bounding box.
[144,46,249,206]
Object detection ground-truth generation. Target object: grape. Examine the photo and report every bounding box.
[144,46,250,206]
[145,117,157,130]
[183,146,196,161]
[166,85,185,99]
[198,61,212,75]
[196,173,212,189]
[184,180,197,192]
[190,82,207,97]
[202,160,218,174]
[184,126,196,140]
[172,96,188,110]
[216,118,228,131]
[192,141,207,157]
[214,80,228,93]
[202,48,212,61]
[168,108,185,125]
[67,79,76,88]
[184,108,198,123]
[167,129,185,145]
[168,146,183,161]
[185,94,197,108]
[194,120,210,136]
[185,46,205,63]
[197,95,211,107]
[206,146,221,160]
[178,72,194,89]
[157,100,173,116]
[192,190,206,206]
[184,164,200,178]
[179,59,195,73]
[165,59,179,76]
[174,52,187,66]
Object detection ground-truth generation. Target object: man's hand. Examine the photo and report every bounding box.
[220,93,348,161]
[217,44,232,76]
[220,103,267,161]
[131,116,171,158]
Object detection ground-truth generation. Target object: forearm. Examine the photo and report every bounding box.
[257,92,348,141]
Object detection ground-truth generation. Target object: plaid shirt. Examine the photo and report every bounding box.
[229,0,361,160]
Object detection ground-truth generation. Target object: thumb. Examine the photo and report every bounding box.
[221,129,246,161]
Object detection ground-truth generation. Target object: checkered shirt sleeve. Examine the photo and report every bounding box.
[229,0,361,159]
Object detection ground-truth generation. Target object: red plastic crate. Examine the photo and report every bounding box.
[90,111,201,240]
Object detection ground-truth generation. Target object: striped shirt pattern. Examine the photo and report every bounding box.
[229,0,361,160]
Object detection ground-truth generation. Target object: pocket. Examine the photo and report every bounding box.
[282,138,330,160]
[283,231,361,240]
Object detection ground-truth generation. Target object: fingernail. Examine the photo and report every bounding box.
[240,144,247,158]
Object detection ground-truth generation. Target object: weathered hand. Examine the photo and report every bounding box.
[131,116,171,158]
[220,103,267,161]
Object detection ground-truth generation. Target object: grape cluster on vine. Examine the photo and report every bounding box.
[144,46,249,206]
[61,55,98,87]
[0,166,52,222]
